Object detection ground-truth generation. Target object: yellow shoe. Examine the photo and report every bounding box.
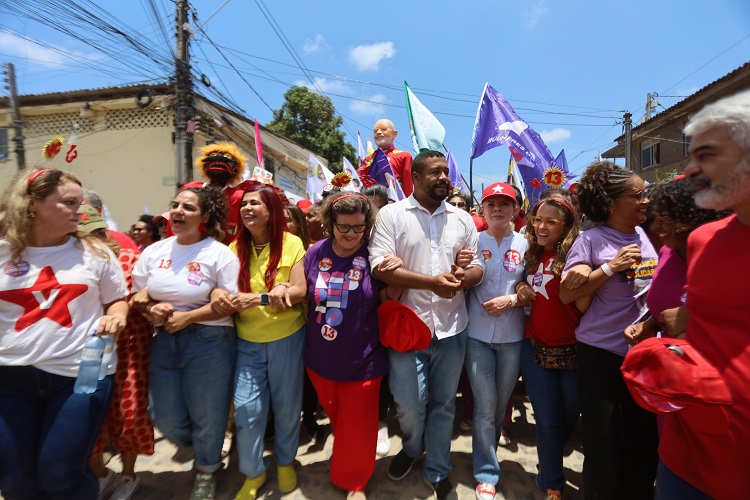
[277,464,297,494]
[234,472,266,500]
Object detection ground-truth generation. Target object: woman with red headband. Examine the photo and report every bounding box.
[0,168,128,499]
[211,183,307,500]
[302,193,402,499]
[516,197,586,500]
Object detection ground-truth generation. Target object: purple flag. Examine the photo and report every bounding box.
[445,148,464,192]
[369,149,405,201]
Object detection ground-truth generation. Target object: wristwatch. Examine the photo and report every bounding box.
[259,293,269,306]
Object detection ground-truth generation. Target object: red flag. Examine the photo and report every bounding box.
[254,119,265,170]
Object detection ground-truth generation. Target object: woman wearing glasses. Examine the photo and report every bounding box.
[303,193,402,499]
[559,161,659,499]
[447,190,470,211]
[210,183,307,500]
[465,182,531,500]
[516,197,585,500]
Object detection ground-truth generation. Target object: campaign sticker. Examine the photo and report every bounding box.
[319,258,332,271]
[347,269,362,282]
[352,256,367,269]
[503,250,522,272]
[186,262,201,272]
[481,249,492,261]
[4,260,30,277]
[187,271,204,286]
[533,271,544,287]
[321,324,338,341]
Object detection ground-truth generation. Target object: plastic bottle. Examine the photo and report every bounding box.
[74,333,104,394]
[98,334,114,380]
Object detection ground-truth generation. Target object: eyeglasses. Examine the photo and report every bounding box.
[334,223,367,234]
[529,216,563,227]
[448,201,466,208]
[622,190,649,202]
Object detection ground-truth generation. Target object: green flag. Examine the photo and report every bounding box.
[405,81,446,154]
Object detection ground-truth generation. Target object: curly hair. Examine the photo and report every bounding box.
[524,198,581,278]
[180,186,229,236]
[0,168,110,262]
[649,178,731,242]
[235,184,290,293]
[576,161,637,222]
[318,193,377,241]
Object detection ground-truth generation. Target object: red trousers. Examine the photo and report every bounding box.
[307,368,382,492]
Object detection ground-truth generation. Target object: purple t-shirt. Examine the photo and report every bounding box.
[304,238,388,382]
[647,245,687,332]
[563,225,658,356]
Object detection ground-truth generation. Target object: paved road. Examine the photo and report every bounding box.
[109,386,584,500]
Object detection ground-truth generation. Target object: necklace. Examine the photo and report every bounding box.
[253,242,268,252]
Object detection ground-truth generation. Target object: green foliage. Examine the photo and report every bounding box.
[654,168,680,182]
[266,86,356,173]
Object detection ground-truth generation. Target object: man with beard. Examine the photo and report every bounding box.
[655,89,750,499]
[368,150,483,500]
[358,119,414,196]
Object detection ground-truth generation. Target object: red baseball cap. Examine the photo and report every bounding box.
[621,337,731,413]
[297,199,313,211]
[378,301,432,352]
[481,182,516,204]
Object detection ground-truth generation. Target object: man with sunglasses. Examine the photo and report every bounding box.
[368,150,483,500]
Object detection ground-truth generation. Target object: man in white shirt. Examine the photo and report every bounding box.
[369,150,483,500]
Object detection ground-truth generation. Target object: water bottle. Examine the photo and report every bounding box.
[74,334,104,394]
[98,334,114,380]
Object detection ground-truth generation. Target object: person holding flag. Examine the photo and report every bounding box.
[357,119,414,196]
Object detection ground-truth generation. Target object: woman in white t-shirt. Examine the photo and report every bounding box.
[0,168,129,500]
[131,187,240,500]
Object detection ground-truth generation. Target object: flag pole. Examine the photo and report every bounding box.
[469,158,474,208]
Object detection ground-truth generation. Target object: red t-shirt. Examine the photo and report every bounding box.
[524,250,582,346]
[659,215,750,498]
[357,146,414,196]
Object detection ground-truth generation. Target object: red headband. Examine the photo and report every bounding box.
[332,193,370,206]
[535,197,574,217]
[27,169,53,191]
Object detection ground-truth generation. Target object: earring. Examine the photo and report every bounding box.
[28,211,35,219]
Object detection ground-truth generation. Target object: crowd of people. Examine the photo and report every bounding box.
[0,90,748,500]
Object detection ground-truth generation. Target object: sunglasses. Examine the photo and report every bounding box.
[448,201,466,208]
[529,216,563,227]
[622,190,649,202]
[335,223,367,234]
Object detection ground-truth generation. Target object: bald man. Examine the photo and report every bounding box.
[358,119,414,196]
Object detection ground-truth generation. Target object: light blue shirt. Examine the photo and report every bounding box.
[467,231,528,344]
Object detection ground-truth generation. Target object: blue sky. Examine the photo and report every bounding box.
[2,0,749,194]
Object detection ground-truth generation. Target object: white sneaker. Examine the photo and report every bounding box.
[109,475,140,500]
[376,422,391,456]
[475,482,496,500]
[498,428,511,447]
[98,468,117,499]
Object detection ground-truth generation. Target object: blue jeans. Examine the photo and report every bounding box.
[464,337,521,485]
[520,339,579,490]
[388,331,466,483]
[656,460,712,500]
[0,365,113,500]
[148,324,235,474]
[234,326,305,478]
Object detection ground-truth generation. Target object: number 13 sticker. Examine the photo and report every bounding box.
[321,324,337,341]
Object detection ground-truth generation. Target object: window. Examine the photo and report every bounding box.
[641,140,660,169]
[0,128,8,161]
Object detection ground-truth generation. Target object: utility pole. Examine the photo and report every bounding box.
[5,63,26,170]
[174,0,193,190]
[624,111,633,171]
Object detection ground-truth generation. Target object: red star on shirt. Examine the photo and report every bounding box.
[0,266,88,332]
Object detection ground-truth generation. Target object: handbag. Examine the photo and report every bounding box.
[530,338,577,370]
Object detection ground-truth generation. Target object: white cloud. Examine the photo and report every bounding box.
[524,0,548,28]
[303,34,328,54]
[0,32,104,68]
[540,128,571,143]
[349,42,396,71]
[293,77,351,95]
[349,94,388,116]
